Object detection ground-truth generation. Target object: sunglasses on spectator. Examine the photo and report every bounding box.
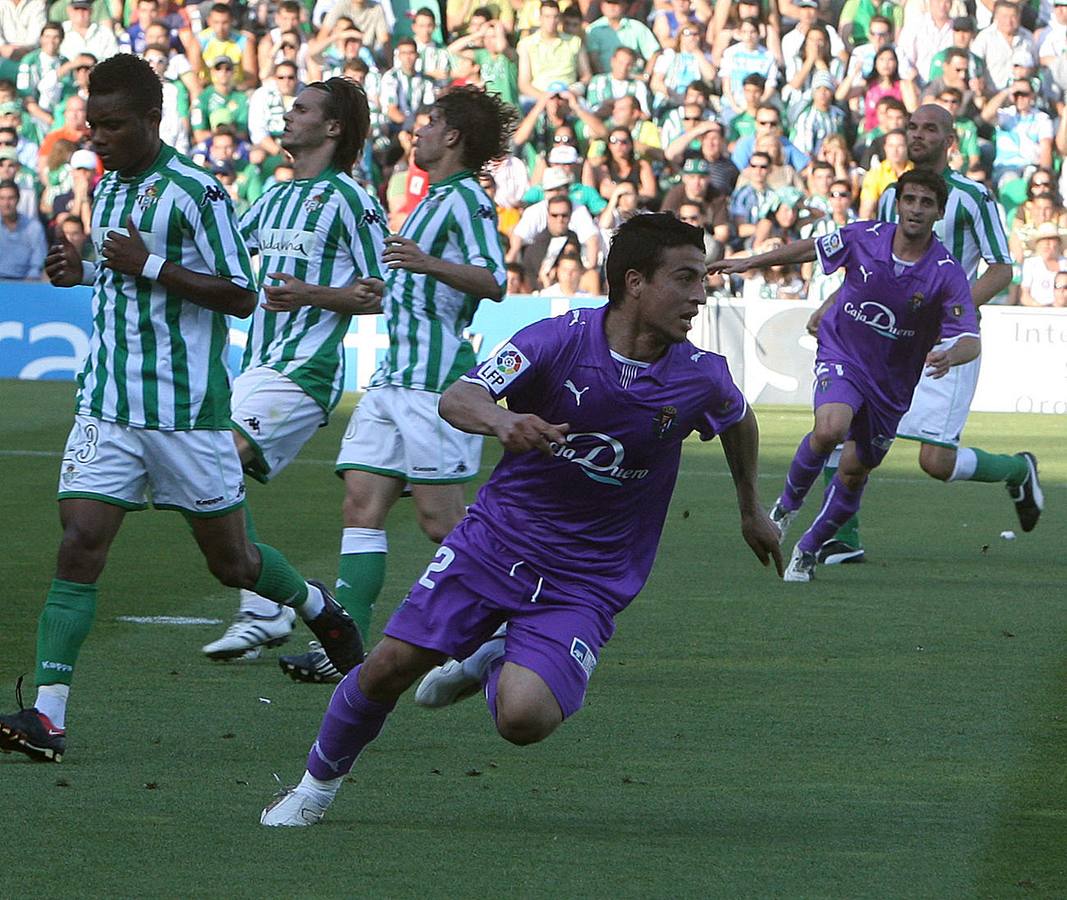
[1031,179,1051,187]
[830,190,850,198]
[553,135,574,143]
[684,116,702,122]
[548,211,570,218]
[281,42,298,50]
[276,74,297,80]
[757,118,779,127]
[681,28,699,36]
[609,136,631,144]
[869,28,890,37]
[750,162,769,169]
[1055,282,1067,290]
[1013,91,1032,98]
[0,140,15,146]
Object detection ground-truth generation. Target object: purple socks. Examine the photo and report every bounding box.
[306,664,396,781]
[782,433,831,511]
[797,474,867,553]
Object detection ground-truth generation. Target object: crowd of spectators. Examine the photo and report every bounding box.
[1,0,1066,305]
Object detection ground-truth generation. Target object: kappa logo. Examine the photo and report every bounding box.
[563,379,589,405]
[474,204,495,220]
[361,208,385,227]
[243,416,261,434]
[41,660,73,673]
[201,185,228,204]
[859,265,873,283]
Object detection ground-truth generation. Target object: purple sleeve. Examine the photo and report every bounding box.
[814,221,856,276]
[696,358,749,440]
[937,265,981,341]
[460,317,560,400]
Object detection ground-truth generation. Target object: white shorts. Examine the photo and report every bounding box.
[896,339,981,448]
[57,416,246,516]
[231,367,327,482]
[336,385,481,483]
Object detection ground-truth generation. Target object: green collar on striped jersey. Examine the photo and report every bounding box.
[428,169,475,190]
[116,141,173,183]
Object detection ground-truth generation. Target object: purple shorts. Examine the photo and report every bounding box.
[383,516,616,719]
[813,360,901,469]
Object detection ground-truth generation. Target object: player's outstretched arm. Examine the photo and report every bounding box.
[262,273,385,315]
[707,237,817,277]
[101,217,257,317]
[717,406,784,577]
[924,336,980,379]
[440,380,569,456]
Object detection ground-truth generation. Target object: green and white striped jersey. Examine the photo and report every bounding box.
[78,143,254,431]
[877,168,1011,284]
[372,169,505,394]
[239,168,388,412]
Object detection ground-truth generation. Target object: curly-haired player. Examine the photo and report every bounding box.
[277,85,521,683]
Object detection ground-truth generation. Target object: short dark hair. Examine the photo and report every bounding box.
[395,36,417,51]
[895,168,948,212]
[939,86,963,102]
[209,2,231,15]
[435,84,519,173]
[540,0,560,10]
[414,5,436,20]
[742,72,766,89]
[307,77,371,173]
[41,21,63,37]
[547,194,573,213]
[0,178,18,197]
[943,47,970,65]
[810,160,834,175]
[88,53,162,118]
[278,0,301,13]
[605,213,705,306]
[877,96,907,114]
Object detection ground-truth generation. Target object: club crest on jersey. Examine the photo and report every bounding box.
[653,405,676,438]
[136,185,160,210]
[909,292,924,311]
[303,193,326,214]
[474,204,495,220]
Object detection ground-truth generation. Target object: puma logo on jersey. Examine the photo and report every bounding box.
[564,380,589,405]
[310,740,352,775]
[690,350,707,362]
[567,310,583,326]
[936,256,954,267]
[859,265,873,283]
[866,223,884,235]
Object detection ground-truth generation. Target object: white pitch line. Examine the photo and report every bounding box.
[116,616,223,626]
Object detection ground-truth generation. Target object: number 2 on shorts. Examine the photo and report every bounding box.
[418,546,455,590]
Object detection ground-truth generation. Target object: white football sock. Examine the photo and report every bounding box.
[949,447,978,482]
[296,582,326,622]
[239,589,284,618]
[35,684,70,729]
[298,769,343,804]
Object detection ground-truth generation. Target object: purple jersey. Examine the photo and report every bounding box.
[461,305,747,614]
[814,221,980,414]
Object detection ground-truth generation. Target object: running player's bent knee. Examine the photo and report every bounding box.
[495,703,558,746]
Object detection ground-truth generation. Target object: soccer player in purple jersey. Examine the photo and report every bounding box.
[711,169,981,582]
[260,213,784,827]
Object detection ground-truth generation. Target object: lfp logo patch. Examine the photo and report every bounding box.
[570,638,597,679]
[471,342,530,393]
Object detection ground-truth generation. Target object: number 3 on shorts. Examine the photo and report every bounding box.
[418,546,455,590]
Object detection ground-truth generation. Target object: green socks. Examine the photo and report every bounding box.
[252,543,309,608]
[970,448,1029,486]
[36,579,97,687]
[337,528,388,642]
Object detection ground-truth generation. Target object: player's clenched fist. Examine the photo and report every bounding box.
[494,414,570,456]
[45,235,83,287]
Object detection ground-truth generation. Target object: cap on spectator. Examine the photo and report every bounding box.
[1012,48,1035,67]
[209,108,235,128]
[70,149,99,169]
[70,0,94,7]
[1055,0,1067,7]
[208,55,235,68]
[1026,221,1067,248]
[547,145,579,165]
[793,0,818,8]
[0,147,17,161]
[542,167,572,191]
[682,158,710,176]
[811,70,835,91]
[545,81,569,95]
[0,101,20,117]
[210,159,236,178]
[951,15,976,31]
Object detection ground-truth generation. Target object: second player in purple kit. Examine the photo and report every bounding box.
[260,212,784,827]
[711,170,981,583]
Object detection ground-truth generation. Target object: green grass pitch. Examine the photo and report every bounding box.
[1,379,1064,898]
